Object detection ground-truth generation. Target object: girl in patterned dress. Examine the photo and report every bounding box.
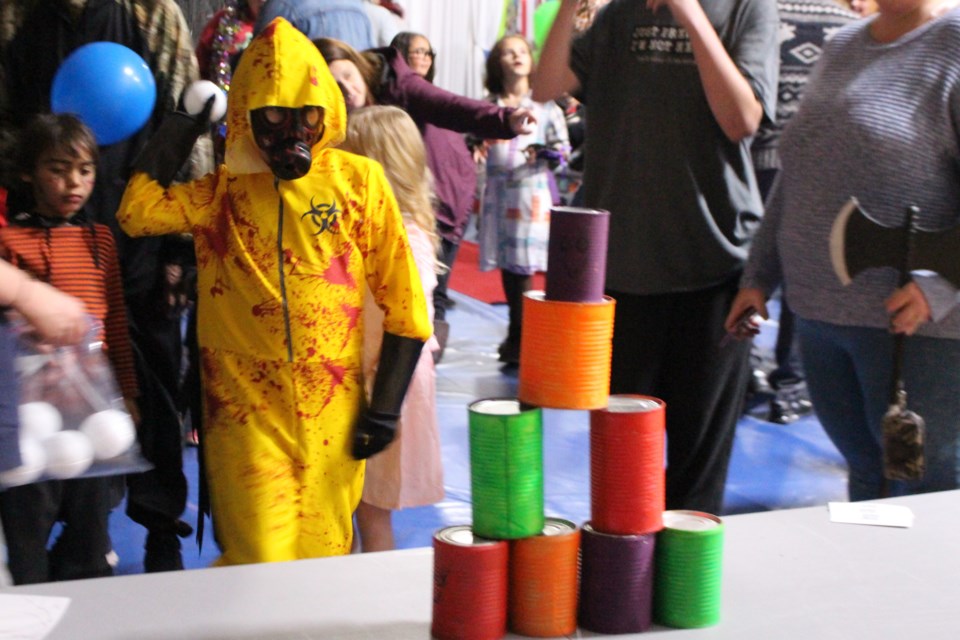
[479,34,569,365]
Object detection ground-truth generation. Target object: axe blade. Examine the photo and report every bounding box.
[829,198,904,286]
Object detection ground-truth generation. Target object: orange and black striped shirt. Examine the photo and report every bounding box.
[0,217,138,400]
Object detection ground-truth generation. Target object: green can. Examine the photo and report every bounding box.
[653,510,724,628]
[468,398,544,539]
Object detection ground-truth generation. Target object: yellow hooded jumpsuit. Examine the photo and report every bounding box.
[118,18,430,564]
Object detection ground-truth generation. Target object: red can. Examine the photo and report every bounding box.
[590,395,666,535]
[432,525,508,640]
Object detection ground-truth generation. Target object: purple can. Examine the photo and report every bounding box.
[545,207,610,303]
[578,522,656,634]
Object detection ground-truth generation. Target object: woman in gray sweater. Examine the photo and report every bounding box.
[728,0,960,501]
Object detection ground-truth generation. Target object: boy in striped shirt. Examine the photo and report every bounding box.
[0,113,138,584]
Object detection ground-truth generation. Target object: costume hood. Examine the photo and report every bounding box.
[224,17,347,175]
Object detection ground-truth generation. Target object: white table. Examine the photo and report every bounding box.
[8,490,960,639]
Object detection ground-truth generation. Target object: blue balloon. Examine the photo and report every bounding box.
[51,42,157,146]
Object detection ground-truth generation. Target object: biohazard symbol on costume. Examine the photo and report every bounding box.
[302,198,341,234]
[118,18,430,565]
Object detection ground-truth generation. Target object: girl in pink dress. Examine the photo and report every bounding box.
[342,105,444,551]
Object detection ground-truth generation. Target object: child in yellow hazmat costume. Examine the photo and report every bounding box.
[117,18,430,565]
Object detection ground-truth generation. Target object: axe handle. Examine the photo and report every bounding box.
[898,206,919,287]
[889,206,919,404]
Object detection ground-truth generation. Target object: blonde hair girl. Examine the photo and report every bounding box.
[342,105,438,251]
[340,104,445,552]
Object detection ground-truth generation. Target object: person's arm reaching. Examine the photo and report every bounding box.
[0,260,88,346]
[651,0,764,141]
[531,0,581,103]
[376,49,535,137]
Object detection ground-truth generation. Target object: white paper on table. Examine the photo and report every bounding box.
[0,593,70,639]
[828,501,915,528]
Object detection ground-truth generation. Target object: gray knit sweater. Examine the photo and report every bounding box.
[742,9,960,339]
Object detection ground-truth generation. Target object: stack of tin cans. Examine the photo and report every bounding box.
[430,207,724,639]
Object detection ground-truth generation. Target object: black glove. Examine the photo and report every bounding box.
[352,332,425,460]
[132,96,214,188]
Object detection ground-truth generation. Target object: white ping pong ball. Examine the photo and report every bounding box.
[79,409,136,460]
[18,401,63,440]
[183,80,227,122]
[43,431,94,479]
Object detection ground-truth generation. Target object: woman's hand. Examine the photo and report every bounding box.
[724,288,768,341]
[508,108,537,135]
[13,279,90,346]
[885,281,931,336]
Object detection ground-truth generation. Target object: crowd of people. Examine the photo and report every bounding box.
[2,0,960,586]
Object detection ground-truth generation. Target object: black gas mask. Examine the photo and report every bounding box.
[250,106,324,181]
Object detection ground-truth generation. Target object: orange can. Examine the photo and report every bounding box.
[518,291,615,410]
[508,518,580,637]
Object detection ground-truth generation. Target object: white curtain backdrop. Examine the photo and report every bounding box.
[401,0,505,100]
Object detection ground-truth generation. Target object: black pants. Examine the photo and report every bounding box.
[501,270,532,346]
[607,277,751,514]
[0,477,113,584]
[433,237,460,322]
[124,312,187,535]
[768,298,804,387]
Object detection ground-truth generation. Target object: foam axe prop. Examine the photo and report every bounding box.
[830,197,960,288]
[830,199,935,484]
